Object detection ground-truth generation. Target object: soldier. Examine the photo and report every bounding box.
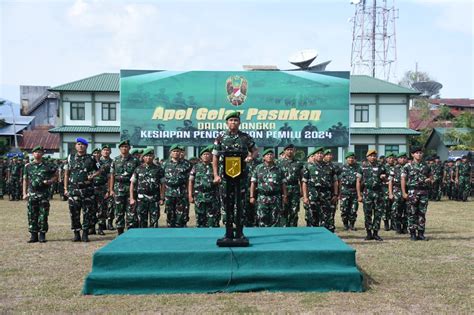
[9,155,23,201]
[431,156,444,201]
[88,148,102,235]
[163,144,192,227]
[276,144,303,227]
[250,149,288,227]
[453,158,461,200]
[323,149,340,231]
[212,111,258,239]
[64,138,100,242]
[389,152,408,234]
[109,139,140,234]
[382,153,396,231]
[91,147,111,235]
[357,149,387,241]
[179,146,192,224]
[99,145,115,230]
[130,148,165,228]
[188,145,220,228]
[456,155,471,202]
[243,155,261,227]
[0,157,6,199]
[22,146,57,243]
[57,158,67,201]
[338,151,361,231]
[444,160,455,200]
[302,147,338,231]
[402,146,432,241]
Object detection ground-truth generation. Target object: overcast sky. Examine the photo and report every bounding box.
[1,0,472,103]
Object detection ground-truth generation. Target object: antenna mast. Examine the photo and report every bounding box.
[350,0,398,81]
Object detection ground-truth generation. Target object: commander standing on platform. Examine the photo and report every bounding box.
[212,111,258,240]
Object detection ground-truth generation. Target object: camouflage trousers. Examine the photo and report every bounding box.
[407,190,429,232]
[10,177,22,200]
[220,179,246,227]
[256,194,282,227]
[0,178,4,197]
[306,188,334,231]
[243,191,256,227]
[363,189,383,231]
[114,194,137,229]
[195,197,220,228]
[93,185,108,226]
[458,177,471,201]
[340,191,358,223]
[165,195,188,227]
[281,185,300,227]
[27,194,50,233]
[68,187,94,231]
[430,180,442,201]
[137,195,160,228]
[381,187,392,221]
[391,189,407,229]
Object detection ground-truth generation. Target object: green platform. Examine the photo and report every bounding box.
[83,227,363,294]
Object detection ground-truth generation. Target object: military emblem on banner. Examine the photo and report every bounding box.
[224,156,242,179]
[226,75,248,106]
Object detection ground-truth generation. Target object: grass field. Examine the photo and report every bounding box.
[0,197,472,313]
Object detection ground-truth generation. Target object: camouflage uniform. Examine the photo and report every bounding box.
[389,164,407,233]
[277,157,303,227]
[243,158,261,227]
[382,162,395,230]
[303,161,337,231]
[9,159,23,200]
[163,159,192,227]
[361,161,386,233]
[327,161,340,230]
[444,164,454,199]
[251,162,286,227]
[131,163,164,228]
[402,161,431,234]
[93,156,112,229]
[65,153,98,231]
[23,160,55,233]
[457,161,471,201]
[111,155,140,229]
[0,159,6,199]
[339,163,361,228]
[431,161,444,201]
[189,161,220,227]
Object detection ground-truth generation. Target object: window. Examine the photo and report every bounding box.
[70,102,85,120]
[385,145,399,156]
[355,145,369,162]
[102,103,117,121]
[354,105,369,123]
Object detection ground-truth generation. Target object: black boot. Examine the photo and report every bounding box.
[107,219,115,231]
[73,231,81,242]
[395,223,402,234]
[384,220,390,231]
[410,230,417,241]
[417,230,427,241]
[89,226,96,235]
[402,224,408,234]
[97,225,105,236]
[373,230,383,241]
[349,221,356,231]
[364,229,373,241]
[117,227,124,235]
[343,220,349,230]
[81,230,89,242]
[39,232,47,243]
[28,232,38,243]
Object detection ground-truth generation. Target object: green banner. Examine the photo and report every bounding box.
[120,70,349,147]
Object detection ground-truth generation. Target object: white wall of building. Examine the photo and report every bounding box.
[379,104,407,127]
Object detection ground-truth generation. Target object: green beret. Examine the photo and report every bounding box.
[262,148,274,157]
[118,139,130,147]
[283,144,295,151]
[385,152,395,158]
[397,152,407,158]
[130,149,138,155]
[200,145,214,156]
[410,146,423,154]
[324,149,332,155]
[225,111,241,121]
[308,147,324,157]
[92,148,101,154]
[178,145,186,151]
[142,148,154,156]
[102,144,111,150]
[345,151,355,159]
[32,145,44,152]
[170,144,183,152]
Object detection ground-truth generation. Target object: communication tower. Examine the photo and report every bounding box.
[350,0,398,81]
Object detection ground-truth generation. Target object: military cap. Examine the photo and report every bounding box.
[385,152,395,158]
[410,146,423,154]
[366,149,377,157]
[199,145,214,156]
[324,149,332,155]
[76,137,88,146]
[142,148,154,156]
[178,145,186,151]
[225,111,241,120]
[309,147,325,157]
[461,155,468,159]
[397,152,407,158]
[92,148,101,154]
[262,148,274,157]
[345,151,355,159]
[102,144,111,150]
[118,139,130,147]
[32,145,44,152]
[379,155,385,159]
[170,144,184,152]
[283,143,295,151]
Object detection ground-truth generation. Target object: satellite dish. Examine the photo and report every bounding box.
[350,0,362,4]
[288,49,318,69]
[412,81,443,97]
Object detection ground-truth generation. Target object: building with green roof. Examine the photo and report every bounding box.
[49,72,419,160]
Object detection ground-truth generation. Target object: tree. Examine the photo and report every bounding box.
[453,112,473,129]
[399,70,432,89]
[437,105,453,121]
[445,129,474,150]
